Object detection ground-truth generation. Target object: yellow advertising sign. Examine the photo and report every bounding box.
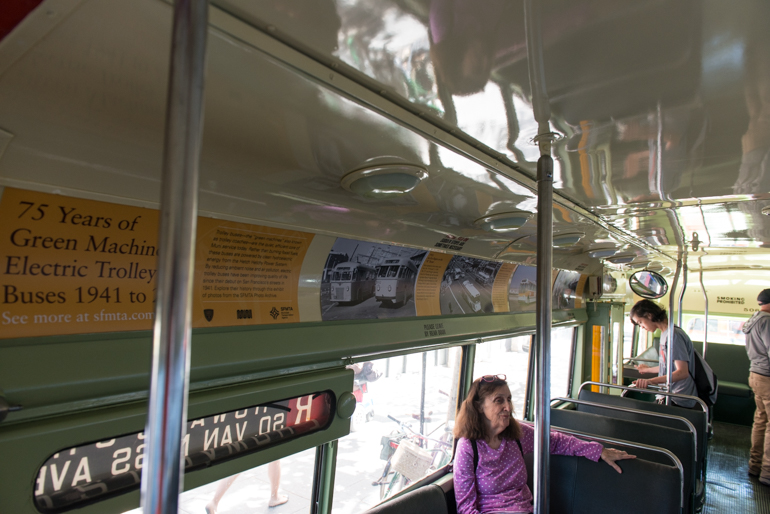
[414,252,454,316]
[0,188,160,338]
[192,218,312,327]
[0,188,313,339]
[591,325,603,392]
[491,263,517,312]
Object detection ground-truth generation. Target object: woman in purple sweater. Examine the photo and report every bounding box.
[454,375,635,514]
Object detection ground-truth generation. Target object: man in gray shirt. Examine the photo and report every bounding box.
[629,300,698,409]
[743,289,770,486]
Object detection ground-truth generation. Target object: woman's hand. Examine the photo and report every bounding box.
[600,448,636,473]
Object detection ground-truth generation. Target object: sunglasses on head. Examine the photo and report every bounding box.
[480,374,506,382]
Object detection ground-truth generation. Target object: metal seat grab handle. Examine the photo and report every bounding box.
[577,381,709,415]
[551,426,685,510]
[551,397,697,468]
[623,358,659,364]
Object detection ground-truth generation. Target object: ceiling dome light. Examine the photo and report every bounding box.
[475,211,534,233]
[606,252,637,265]
[646,262,663,272]
[587,245,618,259]
[341,164,428,199]
[553,231,585,248]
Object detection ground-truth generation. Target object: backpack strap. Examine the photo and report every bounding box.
[471,438,523,474]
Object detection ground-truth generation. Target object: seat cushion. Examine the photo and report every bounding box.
[367,483,449,514]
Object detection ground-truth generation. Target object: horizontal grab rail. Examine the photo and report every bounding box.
[577,381,709,415]
[623,358,659,364]
[551,397,697,468]
[551,426,685,510]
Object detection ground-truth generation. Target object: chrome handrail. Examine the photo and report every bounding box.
[551,426,685,510]
[623,358,659,365]
[577,381,708,415]
[669,255,683,405]
[550,397,697,469]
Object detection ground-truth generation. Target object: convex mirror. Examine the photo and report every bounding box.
[629,270,668,299]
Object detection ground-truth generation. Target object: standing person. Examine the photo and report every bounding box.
[205,460,288,514]
[453,375,634,514]
[742,289,770,486]
[629,299,699,408]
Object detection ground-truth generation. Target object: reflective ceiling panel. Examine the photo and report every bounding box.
[3,0,770,271]
[215,0,770,211]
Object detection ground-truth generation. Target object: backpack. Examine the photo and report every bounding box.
[690,349,718,407]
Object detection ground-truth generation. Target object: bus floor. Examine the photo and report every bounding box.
[705,422,770,513]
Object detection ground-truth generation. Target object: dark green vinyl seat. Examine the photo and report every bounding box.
[551,408,697,512]
[693,342,755,424]
[367,484,450,514]
[577,390,708,485]
[368,455,682,514]
[693,341,751,396]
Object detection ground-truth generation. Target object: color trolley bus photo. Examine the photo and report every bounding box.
[3,1,770,514]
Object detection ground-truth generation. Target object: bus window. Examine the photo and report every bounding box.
[550,328,576,399]
[623,313,636,360]
[122,452,315,514]
[473,336,532,417]
[681,312,747,345]
[332,348,462,510]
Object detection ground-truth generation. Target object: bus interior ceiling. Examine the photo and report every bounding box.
[1,0,770,513]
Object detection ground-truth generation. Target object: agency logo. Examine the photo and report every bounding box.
[204,309,214,322]
[269,307,280,320]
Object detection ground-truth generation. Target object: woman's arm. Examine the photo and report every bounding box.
[549,430,603,461]
[453,439,481,514]
[550,431,635,473]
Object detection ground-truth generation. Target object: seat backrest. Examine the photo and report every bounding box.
[578,389,707,471]
[367,483,449,514]
[693,341,750,385]
[551,408,695,510]
[523,452,681,514]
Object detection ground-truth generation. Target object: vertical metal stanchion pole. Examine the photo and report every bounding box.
[310,441,338,514]
[533,153,553,514]
[666,257,682,406]
[699,257,709,359]
[524,0,555,510]
[420,352,427,444]
[141,1,208,513]
[678,256,688,327]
